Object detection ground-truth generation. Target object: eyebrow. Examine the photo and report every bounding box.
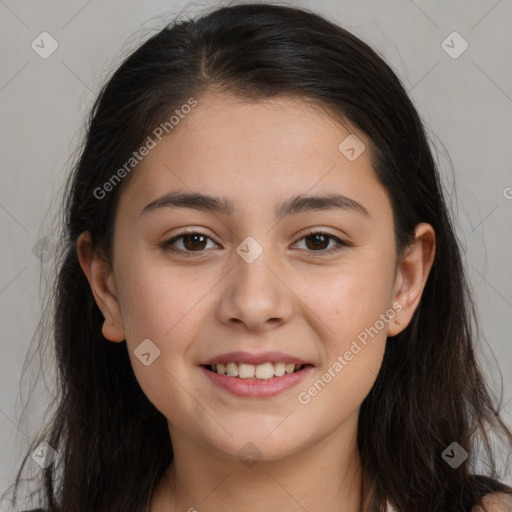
[140,191,370,220]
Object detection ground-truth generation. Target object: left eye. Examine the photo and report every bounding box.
[293,231,347,253]
[163,231,347,255]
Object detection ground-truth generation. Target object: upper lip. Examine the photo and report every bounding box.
[200,351,313,366]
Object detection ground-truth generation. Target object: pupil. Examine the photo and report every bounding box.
[185,234,206,251]
[307,234,328,250]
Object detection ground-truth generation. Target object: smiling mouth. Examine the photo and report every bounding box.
[203,362,312,380]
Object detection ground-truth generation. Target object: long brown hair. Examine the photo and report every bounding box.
[4,3,512,511]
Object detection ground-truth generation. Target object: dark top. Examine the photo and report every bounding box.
[18,475,512,512]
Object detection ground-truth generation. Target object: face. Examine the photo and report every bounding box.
[79,91,434,464]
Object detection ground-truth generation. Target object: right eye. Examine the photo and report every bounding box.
[163,230,220,255]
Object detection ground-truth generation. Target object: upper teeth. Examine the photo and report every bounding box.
[211,362,304,379]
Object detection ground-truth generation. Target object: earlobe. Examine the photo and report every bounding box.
[76,231,126,342]
[387,223,436,337]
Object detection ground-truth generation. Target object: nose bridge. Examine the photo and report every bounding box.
[218,233,293,329]
[234,233,280,298]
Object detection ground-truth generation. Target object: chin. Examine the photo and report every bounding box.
[203,426,313,465]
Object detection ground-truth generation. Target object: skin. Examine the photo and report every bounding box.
[77,91,436,512]
[475,494,512,512]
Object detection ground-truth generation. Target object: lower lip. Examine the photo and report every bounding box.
[200,365,314,398]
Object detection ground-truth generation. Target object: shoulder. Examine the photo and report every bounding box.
[472,492,512,512]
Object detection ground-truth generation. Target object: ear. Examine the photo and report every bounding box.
[76,231,126,342]
[387,223,436,337]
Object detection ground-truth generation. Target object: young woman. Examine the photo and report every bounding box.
[5,3,512,511]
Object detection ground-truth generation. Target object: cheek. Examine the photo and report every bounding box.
[116,264,206,424]
[317,275,389,381]
[304,257,396,343]
[115,254,200,342]
[296,266,391,421]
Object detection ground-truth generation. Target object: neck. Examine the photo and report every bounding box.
[150,410,367,512]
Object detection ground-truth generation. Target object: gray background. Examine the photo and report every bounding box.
[1,0,511,508]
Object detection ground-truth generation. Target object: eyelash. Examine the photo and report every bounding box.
[162,230,349,257]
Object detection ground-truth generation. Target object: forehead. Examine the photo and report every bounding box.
[117,92,391,222]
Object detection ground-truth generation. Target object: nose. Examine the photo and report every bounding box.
[215,241,295,332]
